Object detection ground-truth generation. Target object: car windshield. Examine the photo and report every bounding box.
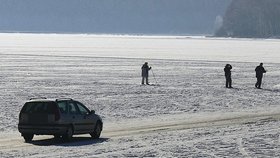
[21,102,57,114]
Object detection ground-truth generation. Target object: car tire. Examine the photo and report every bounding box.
[90,122,102,139]
[62,126,73,140]
[23,134,34,142]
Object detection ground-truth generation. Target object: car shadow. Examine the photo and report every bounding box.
[27,136,109,146]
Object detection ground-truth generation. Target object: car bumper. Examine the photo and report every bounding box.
[18,124,68,135]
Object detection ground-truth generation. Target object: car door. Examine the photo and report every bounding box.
[75,101,95,132]
[67,101,83,133]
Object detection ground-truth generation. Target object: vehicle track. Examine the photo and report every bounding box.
[103,112,280,137]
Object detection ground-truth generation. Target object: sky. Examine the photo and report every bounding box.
[0,0,231,35]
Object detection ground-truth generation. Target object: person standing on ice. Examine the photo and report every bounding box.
[255,63,266,89]
[224,64,232,88]
[141,62,152,85]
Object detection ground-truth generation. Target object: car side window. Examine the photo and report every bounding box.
[68,101,78,114]
[57,101,68,114]
[76,102,90,115]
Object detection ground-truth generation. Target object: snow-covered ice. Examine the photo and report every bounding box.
[0,33,279,157]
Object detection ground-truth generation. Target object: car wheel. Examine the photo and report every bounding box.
[90,122,102,139]
[23,134,34,142]
[62,126,73,140]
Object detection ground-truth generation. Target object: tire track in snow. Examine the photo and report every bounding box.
[237,138,250,158]
[103,111,280,138]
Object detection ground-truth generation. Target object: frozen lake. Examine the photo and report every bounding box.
[1,33,280,63]
[0,33,279,157]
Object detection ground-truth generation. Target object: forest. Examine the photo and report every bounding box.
[216,0,280,38]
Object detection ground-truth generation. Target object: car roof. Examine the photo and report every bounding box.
[26,98,76,103]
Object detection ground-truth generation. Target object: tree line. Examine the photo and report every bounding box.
[216,0,280,38]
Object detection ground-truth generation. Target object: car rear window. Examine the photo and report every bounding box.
[21,101,57,114]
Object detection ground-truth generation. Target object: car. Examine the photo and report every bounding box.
[18,98,103,142]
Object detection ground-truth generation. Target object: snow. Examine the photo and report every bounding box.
[0,33,279,157]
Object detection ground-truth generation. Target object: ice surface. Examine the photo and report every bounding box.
[1,33,280,63]
[0,34,279,157]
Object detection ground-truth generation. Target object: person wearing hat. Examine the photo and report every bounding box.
[224,64,233,88]
[141,62,152,85]
[255,63,266,89]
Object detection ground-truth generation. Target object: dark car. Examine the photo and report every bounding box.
[18,98,103,142]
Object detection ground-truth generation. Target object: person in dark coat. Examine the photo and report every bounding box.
[141,62,152,85]
[224,64,232,88]
[255,63,266,89]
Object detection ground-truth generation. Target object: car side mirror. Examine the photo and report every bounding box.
[90,110,95,114]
